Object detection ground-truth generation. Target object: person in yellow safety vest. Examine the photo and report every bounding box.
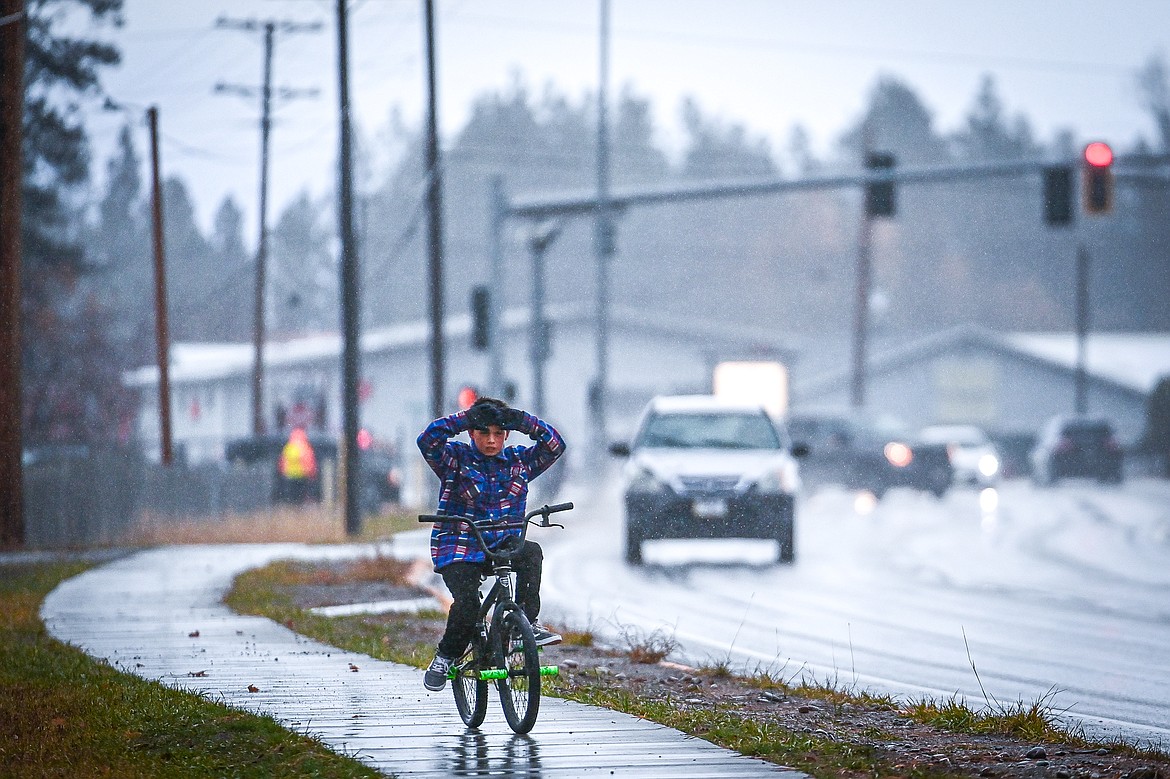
[278,428,319,503]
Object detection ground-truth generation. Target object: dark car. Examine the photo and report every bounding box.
[787,410,953,498]
[610,395,806,565]
[225,433,401,510]
[1030,416,1124,485]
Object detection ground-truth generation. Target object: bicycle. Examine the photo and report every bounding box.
[418,501,573,734]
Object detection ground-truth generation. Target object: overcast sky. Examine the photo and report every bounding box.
[85,0,1170,239]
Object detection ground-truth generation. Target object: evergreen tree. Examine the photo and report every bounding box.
[1138,54,1170,152]
[612,86,671,184]
[90,122,151,361]
[952,75,1040,161]
[205,196,253,341]
[271,191,336,336]
[160,176,217,341]
[21,0,129,449]
[679,96,776,179]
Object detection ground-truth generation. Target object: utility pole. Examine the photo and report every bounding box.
[335,0,362,536]
[423,0,446,419]
[215,16,321,436]
[1075,243,1090,414]
[851,198,873,410]
[487,175,505,397]
[1,0,25,548]
[528,221,561,418]
[147,107,174,466]
[592,0,613,457]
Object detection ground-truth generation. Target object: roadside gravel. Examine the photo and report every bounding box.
[278,566,1169,779]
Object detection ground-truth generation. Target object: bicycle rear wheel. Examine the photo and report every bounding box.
[490,606,541,733]
[452,647,488,728]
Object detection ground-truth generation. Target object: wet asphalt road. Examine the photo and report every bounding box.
[538,475,1170,745]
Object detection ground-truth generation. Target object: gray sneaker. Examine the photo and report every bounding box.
[531,621,562,647]
[423,654,454,691]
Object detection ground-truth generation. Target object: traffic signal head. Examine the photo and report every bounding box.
[1042,165,1074,227]
[865,152,896,218]
[1082,141,1114,215]
[457,385,478,410]
[470,285,490,351]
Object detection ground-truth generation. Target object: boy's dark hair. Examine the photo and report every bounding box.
[471,396,508,411]
[467,396,510,431]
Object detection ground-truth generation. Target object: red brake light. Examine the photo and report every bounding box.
[884,442,913,468]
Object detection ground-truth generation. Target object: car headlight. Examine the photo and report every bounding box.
[754,461,800,494]
[627,465,668,493]
[978,453,999,477]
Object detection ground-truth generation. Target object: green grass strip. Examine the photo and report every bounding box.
[0,560,381,779]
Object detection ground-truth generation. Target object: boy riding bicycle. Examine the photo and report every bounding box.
[417,396,566,691]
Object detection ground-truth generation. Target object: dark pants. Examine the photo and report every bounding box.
[437,540,543,659]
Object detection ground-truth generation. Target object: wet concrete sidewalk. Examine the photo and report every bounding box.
[40,544,805,778]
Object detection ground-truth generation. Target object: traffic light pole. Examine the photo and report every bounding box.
[851,208,873,409]
[487,175,505,397]
[528,222,561,418]
[1075,243,1090,414]
[592,0,613,456]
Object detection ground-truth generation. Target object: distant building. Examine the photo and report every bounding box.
[125,312,1169,494]
[793,324,1170,445]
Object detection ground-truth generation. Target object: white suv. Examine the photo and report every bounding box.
[609,395,805,565]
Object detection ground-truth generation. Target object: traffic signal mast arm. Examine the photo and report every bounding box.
[506,148,1137,226]
[507,158,1067,221]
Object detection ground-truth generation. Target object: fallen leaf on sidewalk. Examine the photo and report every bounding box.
[349,663,359,672]
[247,684,260,693]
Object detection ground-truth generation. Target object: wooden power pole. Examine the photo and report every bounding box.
[1,0,26,548]
[215,16,320,436]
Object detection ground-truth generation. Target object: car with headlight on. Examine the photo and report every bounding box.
[919,424,1001,487]
[787,410,953,499]
[608,395,806,565]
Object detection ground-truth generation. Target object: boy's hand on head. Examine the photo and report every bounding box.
[466,404,499,430]
[499,408,525,430]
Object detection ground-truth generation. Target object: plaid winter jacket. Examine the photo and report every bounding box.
[417,409,565,569]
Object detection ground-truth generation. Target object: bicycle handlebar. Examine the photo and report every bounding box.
[417,502,574,562]
[418,501,574,526]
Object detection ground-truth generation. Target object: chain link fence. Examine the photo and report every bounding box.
[22,450,275,549]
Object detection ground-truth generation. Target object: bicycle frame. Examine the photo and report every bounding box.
[418,502,573,732]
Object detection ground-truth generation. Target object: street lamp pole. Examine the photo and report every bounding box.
[592,0,613,457]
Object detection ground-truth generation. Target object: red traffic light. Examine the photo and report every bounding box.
[457,385,478,410]
[1084,141,1113,168]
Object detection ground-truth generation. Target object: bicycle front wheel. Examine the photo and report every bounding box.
[490,606,541,733]
[452,647,488,728]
